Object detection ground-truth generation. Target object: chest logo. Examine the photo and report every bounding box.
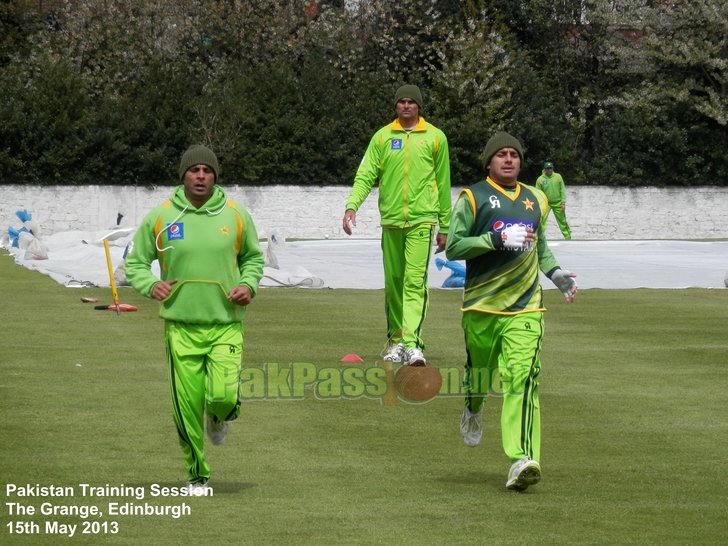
[489,195,501,209]
[492,220,536,233]
[220,225,229,236]
[167,223,184,240]
[522,198,534,211]
[391,139,402,150]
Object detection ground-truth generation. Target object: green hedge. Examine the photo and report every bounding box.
[1,1,726,187]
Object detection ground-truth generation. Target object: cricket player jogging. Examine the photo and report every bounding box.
[445,132,577,491]
[342,84,451,366]
[125,145,264,492]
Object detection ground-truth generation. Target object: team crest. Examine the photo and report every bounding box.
[167,223,184,240]
[391,139,402,150]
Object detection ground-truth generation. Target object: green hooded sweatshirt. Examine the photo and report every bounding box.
[125,185,264,324]
[345,116,451,233]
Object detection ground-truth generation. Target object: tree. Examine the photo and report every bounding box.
[620,0,728,128]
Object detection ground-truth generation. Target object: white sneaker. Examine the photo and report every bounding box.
[460,406,483,447]
[186,481,211,496]
[506,457,541,491]
[382,342,405,362]
[404,347,426,366]
[206,413,228,445]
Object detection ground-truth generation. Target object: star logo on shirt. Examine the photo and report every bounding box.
[220,226,229,236]
[522,198,534,211]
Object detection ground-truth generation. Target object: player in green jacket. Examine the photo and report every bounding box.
[125,145,264,492]
[535,162,571,239]
[342,84,451,366]
[446,132,577,491]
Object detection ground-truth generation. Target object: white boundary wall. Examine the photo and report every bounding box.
[2,185,727,240]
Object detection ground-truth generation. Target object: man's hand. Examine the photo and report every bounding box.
[152,279,178,301]
[342,209,356,235]
[228,285,253,306]
[550,269,577,302]
[561,204,566,212]
[435,233,447,254]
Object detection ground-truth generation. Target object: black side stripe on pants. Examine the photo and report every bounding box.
[520,320,544,459]
[413,225,435,342]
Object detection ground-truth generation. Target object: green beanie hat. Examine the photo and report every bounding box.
[179,145,219,182]
[394,84,424,110]
[481,132,524,170]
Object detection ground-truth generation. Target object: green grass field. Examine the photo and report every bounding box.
[1,249,727,545]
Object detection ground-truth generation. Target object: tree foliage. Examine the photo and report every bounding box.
[0,0,726,186]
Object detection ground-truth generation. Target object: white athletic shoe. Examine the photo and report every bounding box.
[404,347,426,366]
[206,413,228,445]
[460,406,483,447]
[506,457,541,491]
[186,480,211,496]
[382,342,405,362]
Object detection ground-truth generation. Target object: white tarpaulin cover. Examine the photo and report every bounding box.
[2,229,727,290]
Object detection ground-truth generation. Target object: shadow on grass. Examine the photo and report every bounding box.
[437,472,502,488]
[130,482,257,494]
[436,472,541,494]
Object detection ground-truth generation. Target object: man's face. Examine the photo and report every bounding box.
[395,98,419,125]
[183,164,215,206]
[544,168,553,176]
[488,148,521,187]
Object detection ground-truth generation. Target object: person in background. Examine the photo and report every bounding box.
[342,84,451,366]
[535,161,571,239]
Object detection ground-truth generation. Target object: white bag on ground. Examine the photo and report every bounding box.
[19,231,49,260]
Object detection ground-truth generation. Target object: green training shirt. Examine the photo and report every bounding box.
[345,116,451,233]
[535,171,566,206]
[445,178,559,314]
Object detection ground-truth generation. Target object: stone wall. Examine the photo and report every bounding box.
[2,185,727,240]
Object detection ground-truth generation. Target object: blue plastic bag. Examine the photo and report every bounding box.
[8,226,29,248]
[435,258,465,288]
[15,210,32,223]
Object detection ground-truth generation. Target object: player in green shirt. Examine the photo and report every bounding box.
[446,132,577,491]
[125,145,264,492]
[342,85,451,366]
[535,162,571,239]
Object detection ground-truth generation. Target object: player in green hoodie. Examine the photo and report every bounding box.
[342,84,451,366]
[125,145,264,492]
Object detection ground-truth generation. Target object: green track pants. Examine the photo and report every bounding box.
[462,311,543,462]
[381,225,434,350]
[164,321,243,484]
[549,205,571,240]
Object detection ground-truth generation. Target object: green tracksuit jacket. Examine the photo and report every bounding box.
[345,116,451,233]
[535,171,566,206]
[125,185,264,323]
